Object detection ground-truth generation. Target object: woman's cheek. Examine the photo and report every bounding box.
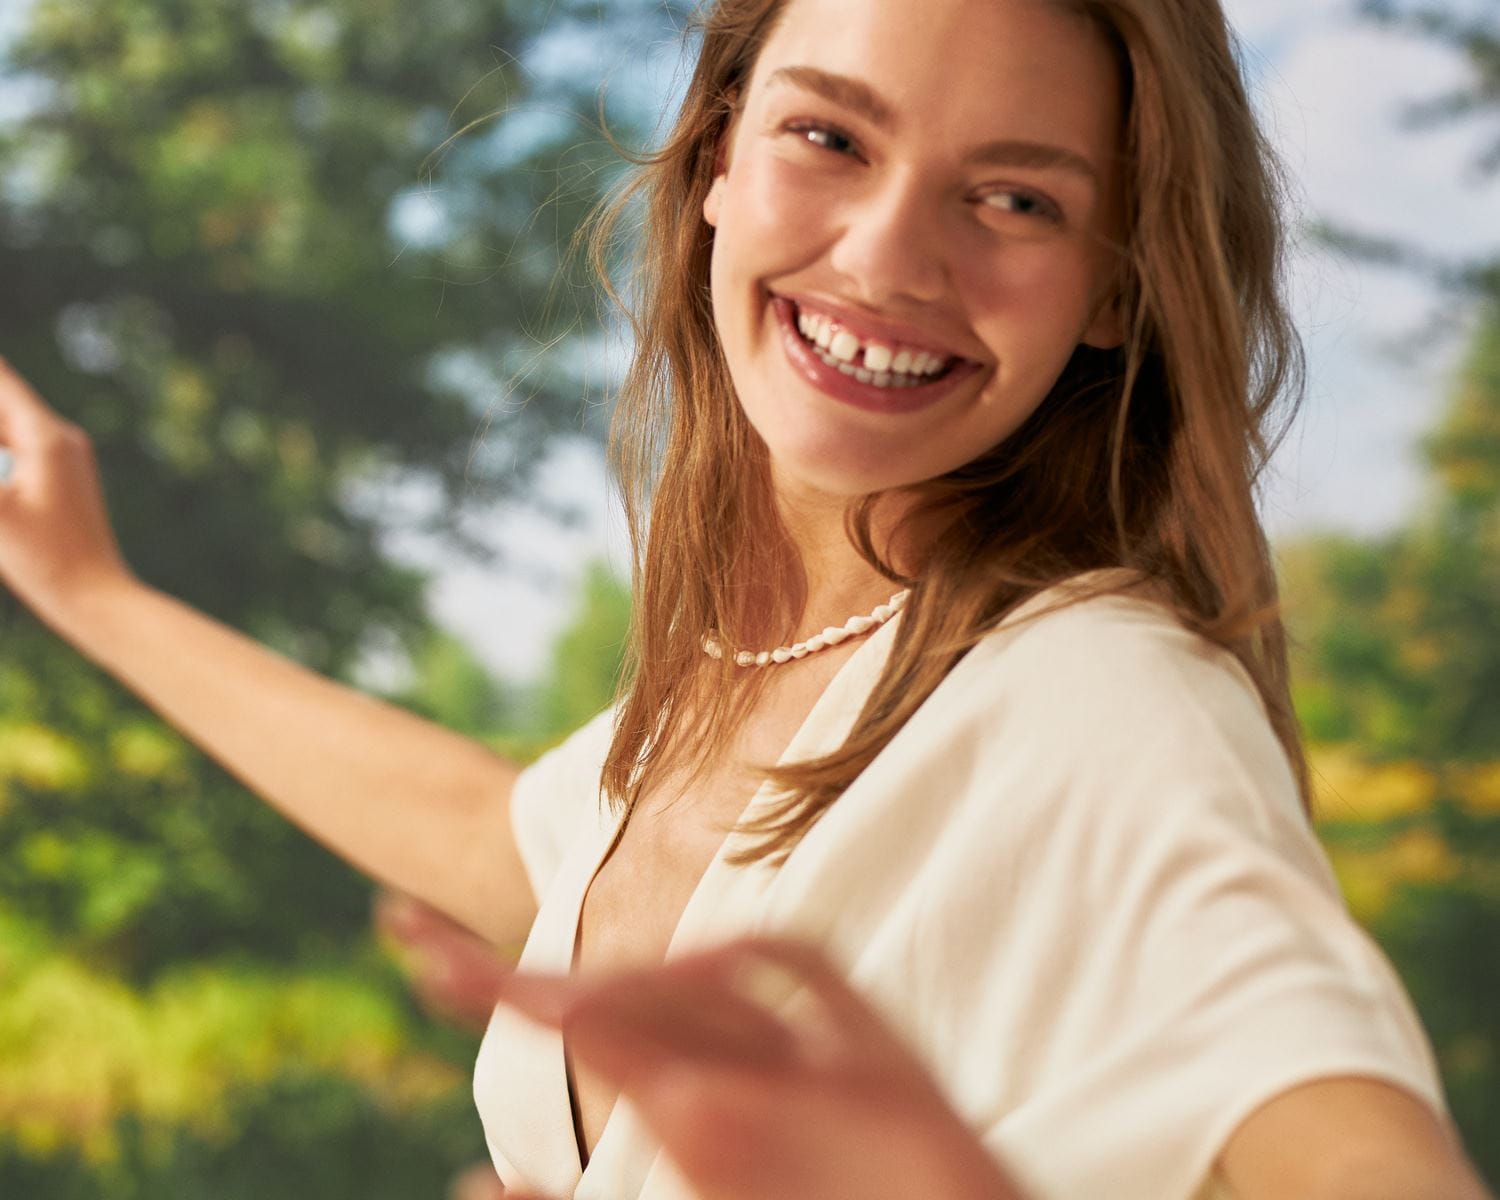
[744,155,838,234]
[1007,247,1096,330]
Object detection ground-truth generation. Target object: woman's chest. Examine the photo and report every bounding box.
[561,642,878,1169]
[567,759,762,1163]
[567,668,853,1163]
[576,661,853,975]
[576,757,759,975]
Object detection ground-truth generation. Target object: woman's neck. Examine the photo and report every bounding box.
[773,477,912,636]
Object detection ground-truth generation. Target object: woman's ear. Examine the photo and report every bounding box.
[1081,265,1128,350]
[1081,298,1125,351]
[703,90,743,230]
[703,173,726,228]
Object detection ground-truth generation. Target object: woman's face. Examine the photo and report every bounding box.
[704,0,1126,501]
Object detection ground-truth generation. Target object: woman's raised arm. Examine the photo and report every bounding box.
[0,357,537,949]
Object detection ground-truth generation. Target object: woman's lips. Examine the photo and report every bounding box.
[770,295,984,416]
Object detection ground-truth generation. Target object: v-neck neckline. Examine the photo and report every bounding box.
[562,610,904,1180]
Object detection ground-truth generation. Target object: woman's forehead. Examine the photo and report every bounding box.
[746,0,1122,158]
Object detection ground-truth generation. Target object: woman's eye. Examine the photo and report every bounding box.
[785,122,859,158]
[980,189,1062,223]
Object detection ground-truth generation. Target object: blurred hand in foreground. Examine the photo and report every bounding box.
[493,935,1030,1200]
[376,894,1026,1200]
[376,890,513,1200]
[375,888,516,1034]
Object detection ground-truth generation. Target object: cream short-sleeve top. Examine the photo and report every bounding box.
[473,572,1450,1200]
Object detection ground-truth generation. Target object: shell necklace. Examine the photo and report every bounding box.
[702,589,910,667]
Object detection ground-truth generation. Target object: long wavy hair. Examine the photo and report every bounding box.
[586,0,1310,866]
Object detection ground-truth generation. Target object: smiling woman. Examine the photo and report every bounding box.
[0,0,1492,1197]
[469,0,1490,1195]
[593,0,1297,880]
[711,33,1128,492]
[706,21,1126,495]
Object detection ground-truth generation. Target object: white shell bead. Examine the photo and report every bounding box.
[845,614,875,634]
[736,650,756,666]
[806,635,827,652]
[756,651,771,666]
[772,647,793,663]
[791,644,810,658]
[872,604,894,622]
[822,626,850,644]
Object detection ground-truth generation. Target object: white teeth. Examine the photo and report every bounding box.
[828,329,860,363]
[812,344,924,388]
[795,309,837,349]
[793,306,956,381]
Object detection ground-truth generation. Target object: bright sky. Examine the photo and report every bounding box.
[421,0,1500,681]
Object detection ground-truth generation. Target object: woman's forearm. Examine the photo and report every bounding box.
[49,575,536,947]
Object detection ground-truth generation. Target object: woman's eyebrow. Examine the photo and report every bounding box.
[764,63,1100,189]
[766,64,897,129]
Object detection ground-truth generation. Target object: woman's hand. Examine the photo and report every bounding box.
[0,358,134,618]
[375,888,517,1034]
[374,889,517,1200]
[493,935,1031,1200]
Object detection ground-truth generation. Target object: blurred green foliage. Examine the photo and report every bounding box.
[0,555,629,1196]
[1293,4,1500,1180]
[530,560,632,742]
[1285,305,1500,1184]
[0,0,658,1193]
[0,0,656,962]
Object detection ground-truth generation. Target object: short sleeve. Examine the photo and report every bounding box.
[508,706,618,904]
[979,793,1450,1200]
[885,595,1450,1200]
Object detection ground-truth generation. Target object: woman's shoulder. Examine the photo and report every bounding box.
[962,568,1262,712]
[520,703,618,782]
[506,705,620,901]
[919,569,1282,791]
[899,571,1304,846]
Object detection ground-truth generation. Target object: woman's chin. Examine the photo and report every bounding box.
[743,384,973,500]
[764,442,928,502]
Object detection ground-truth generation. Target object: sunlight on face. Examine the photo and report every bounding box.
[702,0,1126,502]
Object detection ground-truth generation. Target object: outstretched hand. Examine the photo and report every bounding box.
[0,358,133,618]
[493,935,1030,1200]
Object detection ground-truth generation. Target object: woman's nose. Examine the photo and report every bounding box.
[826,180,949,308]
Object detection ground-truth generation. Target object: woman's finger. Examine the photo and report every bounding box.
[722,936,900,1045]
[374,888,452,944]
[494,956,802,1082]
[374,890,517,1030]
[492,938,1032,1200]
[0,357,65,445]
[491,937,925,1089]
[570,974,802,1090]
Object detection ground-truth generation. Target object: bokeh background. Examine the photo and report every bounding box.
[0,0,1497,1196]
